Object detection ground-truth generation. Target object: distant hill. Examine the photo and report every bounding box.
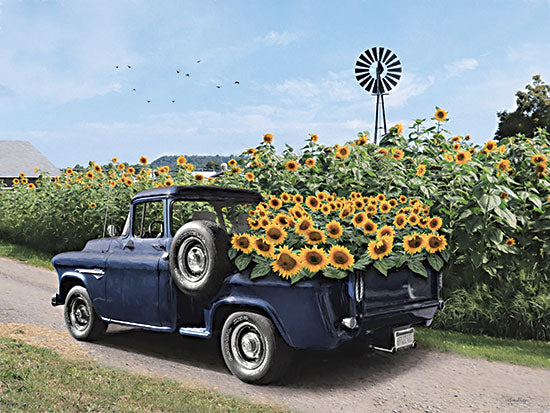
[151,155,235,171]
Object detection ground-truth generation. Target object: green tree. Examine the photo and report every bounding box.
[495,75,550,140]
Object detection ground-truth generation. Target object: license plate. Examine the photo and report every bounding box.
[394,327,415,350]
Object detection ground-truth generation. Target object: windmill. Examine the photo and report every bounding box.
[355,47,402,143]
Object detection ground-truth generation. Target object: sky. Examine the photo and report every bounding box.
[1,0,550,167]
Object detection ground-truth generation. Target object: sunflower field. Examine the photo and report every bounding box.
[0,109,549,339]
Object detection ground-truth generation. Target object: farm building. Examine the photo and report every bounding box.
[0,140,60,188]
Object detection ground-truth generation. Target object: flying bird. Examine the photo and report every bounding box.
[176,70,180,74]
[185,73,190,77]
[234,81,240,84]
[132,88,136,91]
[115,65,119,69]
[216,85,221,88]
[127,65,132,68]
[146,100,151,103]
[196,60,201,63]
[171,100,175,103]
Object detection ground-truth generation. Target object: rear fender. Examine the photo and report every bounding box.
[206,297,293,347]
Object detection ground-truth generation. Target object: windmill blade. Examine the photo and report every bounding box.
[358,73,373,86]
[356,71,370,82]
[386,72,401,81]
[384,76,398,88]
[385,53,398,65]
[387,60,402,70]
[365,78,375,92]
[356,60,370,69]
[378,47,385,61]
[372,47,378,61]
[355,66,370,75]
[382,48,392,63]
[382,78,393,92]
[358,53,373,66]
[365,48,375,63]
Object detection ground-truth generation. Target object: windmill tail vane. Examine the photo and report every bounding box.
[355,47,402,144]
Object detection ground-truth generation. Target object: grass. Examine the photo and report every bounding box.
[0,239,54,269]
[0,337,286,412]
[416,327,550,369]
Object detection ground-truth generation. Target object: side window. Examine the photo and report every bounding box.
[132,200,165,238]
[170,201,218,236]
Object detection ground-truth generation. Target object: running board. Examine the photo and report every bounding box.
[178,326,211,338]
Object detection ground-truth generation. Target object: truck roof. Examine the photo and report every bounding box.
[132,185,263,204]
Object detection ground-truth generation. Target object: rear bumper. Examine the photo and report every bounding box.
[51,294,62,307]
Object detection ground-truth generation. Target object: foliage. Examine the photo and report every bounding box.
[495,75,550,140]
[0,337,284,412]
[0,239,53,269]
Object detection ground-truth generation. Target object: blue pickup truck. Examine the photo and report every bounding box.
[51,185,444,384]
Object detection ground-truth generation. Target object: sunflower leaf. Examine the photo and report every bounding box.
[353,255,372,270]
[407,260,428,278]
[228,247,238,260]
[250,261,271,279]
[290,269,310,285]
[373,260,388,277]
[235,254,252,271]
[427,254,444,271]
[323,267,349,279]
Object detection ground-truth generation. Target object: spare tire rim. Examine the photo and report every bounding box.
[230,321,266,370]
[70,295,90,332]
[178,238,208,281]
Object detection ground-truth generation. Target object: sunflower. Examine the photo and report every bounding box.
[263,133,274,144]
[399,195,407,204]
[376,194,386,202]
[328,245,355,270]
[377,225,395,239]
[305,229,326,245]
[25,182,36,190]
[339,205,354,220]
[274,213,294,229]
[300,246,329,273]
[392,149,404,161]
[19,172,26,178]
[498,145,506,155]
[127,167,136,174]
[230,166,242,174]
[363,219,378,234]
[320,204,331,215]
[164,179,174,186]
[227,159,237,168]
[377,148,389,157]
[310,134,319,142]
[264,224,287,245]
[244,172,255,182]
[138,156,148,165]
[496,159,510,171]
[465,134,471,141]
[356,136,367,145]
[117,163,125,170]
[434,108,447,121]
[451,136,461,142]
[416,164,427,177]
[335,146,350,159]
[500,192,509,199]
[111,157,118,163]
[269,197,283,210]
[253,236,274,257]
[484,140,497,151]
[455,150,471,165]
[295,217,314,235]
[177,156,187,165]
[294,194,304,204]
[452,143,460,151]
[531,154,548,164]
[352,212,367,227]
[505,238,515,247]
[271,246,302,279]
[124,178,133,186]
[326,220,343,239]
[194,174,204,181]
[424,234,448,253]
[428,216,442,232]
[403,233,425,254]
[12,178,20,185]
[444,153,454,162]
[246,147,257,155]
[367,236,393,260]
[365,205,377,218]
[289,205,306,220]
[393,214,407,229]
[379,201,391,214]
[408,214,420,226]
[305,157,316,168]
[535,162,547,177]
[285,160,299,172]
[395,124,403,135]
[85,171,94,179]
[259,217,271,228]
[231,233,255,254]
[305,196,321,210]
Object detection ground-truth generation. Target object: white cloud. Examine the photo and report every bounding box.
[386,73,435,108]
[255,31,299,46]
[444,58,479,77]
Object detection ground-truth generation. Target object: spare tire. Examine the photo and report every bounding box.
[169,220,233,298]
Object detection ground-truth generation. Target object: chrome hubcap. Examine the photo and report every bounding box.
[230,322,266,370]
[70,296,90,331]
[187,246,206,274]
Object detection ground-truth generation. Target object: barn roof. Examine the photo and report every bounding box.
[0,140,60,178]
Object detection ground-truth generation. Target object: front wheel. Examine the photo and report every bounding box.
[64,286,107,341]
[221,311,293,384]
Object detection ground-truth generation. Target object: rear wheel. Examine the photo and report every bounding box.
[64,286,106,341]
[221,311,292,384]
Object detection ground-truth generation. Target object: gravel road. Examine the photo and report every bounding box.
[1,256,549,413]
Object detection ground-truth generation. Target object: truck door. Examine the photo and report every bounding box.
[104,198,166,327]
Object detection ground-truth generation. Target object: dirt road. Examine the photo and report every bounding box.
[1,256,549,412]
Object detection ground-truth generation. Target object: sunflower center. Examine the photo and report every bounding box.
[333,252,349,264]
[309,232,322,241]
[429,238,441,248]
[256,240,269,252]
[374,243,387,254]
[299,221,310,231]
[306,252,321,265]
[237,238,250,248]
[279,254,297,270]
[267,228,282,240]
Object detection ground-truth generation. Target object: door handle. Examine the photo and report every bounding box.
[152,243,165,251]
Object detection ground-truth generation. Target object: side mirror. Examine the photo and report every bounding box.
[106,224,118,237]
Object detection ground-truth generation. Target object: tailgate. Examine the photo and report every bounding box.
[351,266,440,313]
